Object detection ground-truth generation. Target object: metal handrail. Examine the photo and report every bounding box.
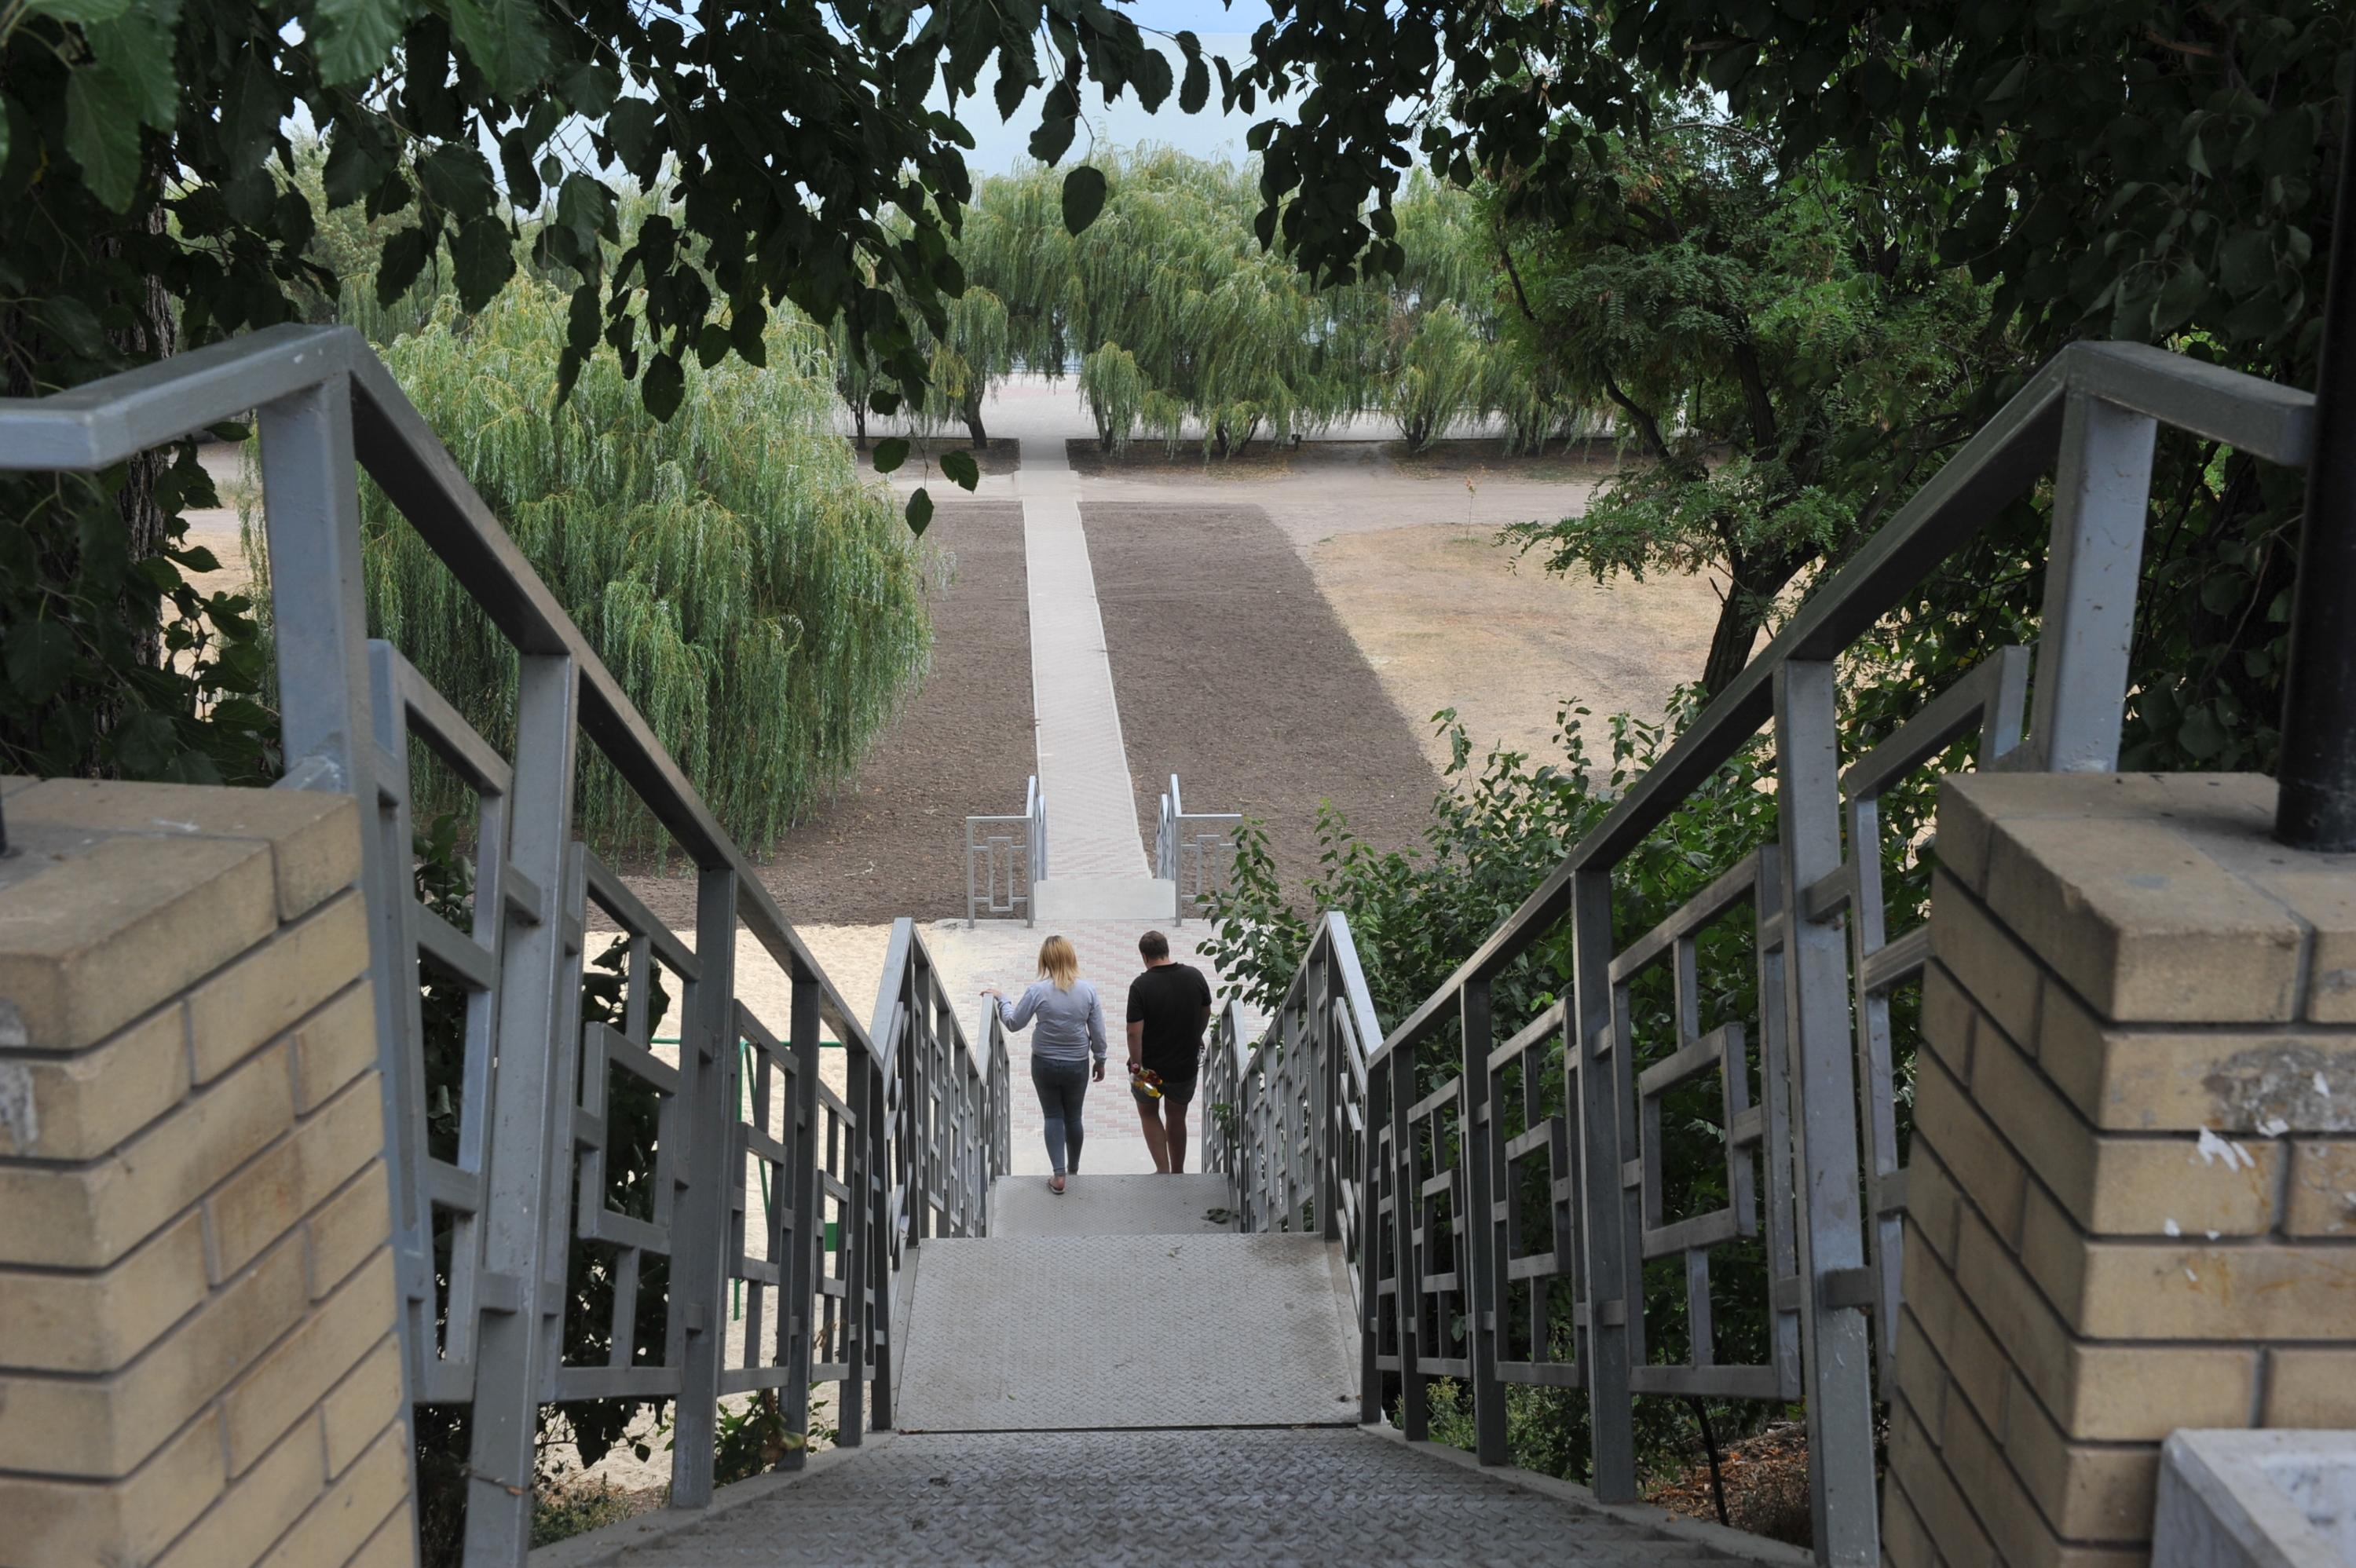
[965,773,1044,925]
[1155,773,1242,923]
[1205,338,2319,1568]
[0,323,1008,1563]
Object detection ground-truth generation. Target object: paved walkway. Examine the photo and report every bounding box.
[1018,442,1144,879]
[604,1428,1746,1566]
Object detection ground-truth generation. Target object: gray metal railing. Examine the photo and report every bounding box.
[0,323,1008,1565]
[1205,340,2318,1566]
[965,774,1044,926]
[1155,773,1241,923]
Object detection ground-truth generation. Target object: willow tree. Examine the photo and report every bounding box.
[960,149,1372,455]
[315,280,933,853]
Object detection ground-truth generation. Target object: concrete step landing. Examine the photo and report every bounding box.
[989,1173,1238,1237]
[891,1232,1357,1432]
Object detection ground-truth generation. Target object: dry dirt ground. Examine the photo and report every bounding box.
[1086,502,1443,890]
[1308,521,1728,773]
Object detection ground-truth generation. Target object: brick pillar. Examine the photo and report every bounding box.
[0,778,415,1568]
[1883,772,2356,1568]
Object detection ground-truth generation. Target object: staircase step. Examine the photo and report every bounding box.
[990,1172,1240,1237]
[891,1233,1357,1432]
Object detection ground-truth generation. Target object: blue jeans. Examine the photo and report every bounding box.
[1031,1056,1091,1175]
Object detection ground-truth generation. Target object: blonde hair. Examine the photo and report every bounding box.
[1037,934,1080,991]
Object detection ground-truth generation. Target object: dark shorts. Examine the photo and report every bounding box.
[1143,1055,1199,1106]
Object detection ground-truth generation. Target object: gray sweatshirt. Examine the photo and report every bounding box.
[997,979,1107,1065]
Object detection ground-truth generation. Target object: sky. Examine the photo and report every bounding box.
[948,2,1285,177]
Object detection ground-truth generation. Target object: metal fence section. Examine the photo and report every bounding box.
[1156,773,1242,923]
[0,324,1008,1566]
[1203,341,2317,1566]
[966,775,1044,926]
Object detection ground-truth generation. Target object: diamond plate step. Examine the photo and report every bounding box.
[891,1234,1358,1431]
[990,1174,1240,1237]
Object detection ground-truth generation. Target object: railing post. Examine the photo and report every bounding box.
[1311,946,1339,1239]
[1389,1045,1428,1441]
[459,652,581,1560]
[840,1047,873,1446]
[1458,979,1509,1465]
[258,379,426,1478]
[780,969,823,1469]
[2021,391,2159,772]
[668,867,738,1510]
[1773,661,1879,1566]
[1571,867,1637,1501]
[865,1053,898,1429]
[1357,1040,1385,1427]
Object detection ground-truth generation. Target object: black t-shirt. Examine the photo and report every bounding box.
[1127,963,1214,1077]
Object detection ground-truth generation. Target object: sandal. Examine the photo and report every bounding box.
[1049,1176,1067,1196]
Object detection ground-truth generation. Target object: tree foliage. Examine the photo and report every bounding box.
[1492,110,1996,695]
[1236,0,2352,761]
[254,278,933,854]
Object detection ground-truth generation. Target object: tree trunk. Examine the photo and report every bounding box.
[962,394,988,448]
[1700,542,1815,698]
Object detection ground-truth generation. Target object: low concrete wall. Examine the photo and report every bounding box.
[0,777,415,1568]
[1883,772,2356,1568]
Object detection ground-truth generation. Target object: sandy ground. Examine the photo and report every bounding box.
[1308,523,1729,773]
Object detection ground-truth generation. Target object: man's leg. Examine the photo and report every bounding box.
[1164,1098,1191,1172]
[1135,1098,1170,1173]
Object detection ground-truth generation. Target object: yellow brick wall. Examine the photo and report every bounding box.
[1883,771,2356,1568]
[0,777,415,1568]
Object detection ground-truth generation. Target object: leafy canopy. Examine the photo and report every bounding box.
[1,0,1213,521]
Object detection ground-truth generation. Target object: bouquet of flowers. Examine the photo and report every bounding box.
[1129,1064,1165,1103]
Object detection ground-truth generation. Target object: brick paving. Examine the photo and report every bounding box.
[604,1428,1741,1566]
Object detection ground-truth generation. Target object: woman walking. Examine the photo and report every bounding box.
[983,935,1107,1194]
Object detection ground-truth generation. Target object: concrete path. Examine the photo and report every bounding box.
[920,919,1255,1177]
[1013,429,1175,920]
[890,1230,1359,1431]
[990,1173,1238,1237]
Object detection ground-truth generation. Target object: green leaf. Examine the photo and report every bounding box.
[873,437,910,473]
[904,487,934,535]
[377,222,435,304]
[7,620,75,702]
[940,448,980,488]
[2218,229,2274,294]
[86,13,177,130]
[449,0,551,97]
[1029,115,1077,166]
[605,98,660,177]
[1180,53,1209,115]
[322,119,393,207]
[306,0,404,87]
[642,351,684,419]
[419,141,495,211]
[450,214,516,309]
[64,64,141,210]
[1061,164,1108,235]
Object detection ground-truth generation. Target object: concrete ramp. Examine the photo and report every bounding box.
[891,1230,1359,1431]
[990,1173,1238,1236]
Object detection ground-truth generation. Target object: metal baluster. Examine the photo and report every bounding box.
[1571,868,1637,1501]
[1358,1038,1385,1426]
[867,1054,898,1430]
[781,970,823,1468]
[1459,979,1508,1465]
[1390,1044,1427,1440]
[668,868,739,1509]
[1773,661,1879,1566]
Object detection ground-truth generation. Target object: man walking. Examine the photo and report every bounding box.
[1125,929,1214,1173]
